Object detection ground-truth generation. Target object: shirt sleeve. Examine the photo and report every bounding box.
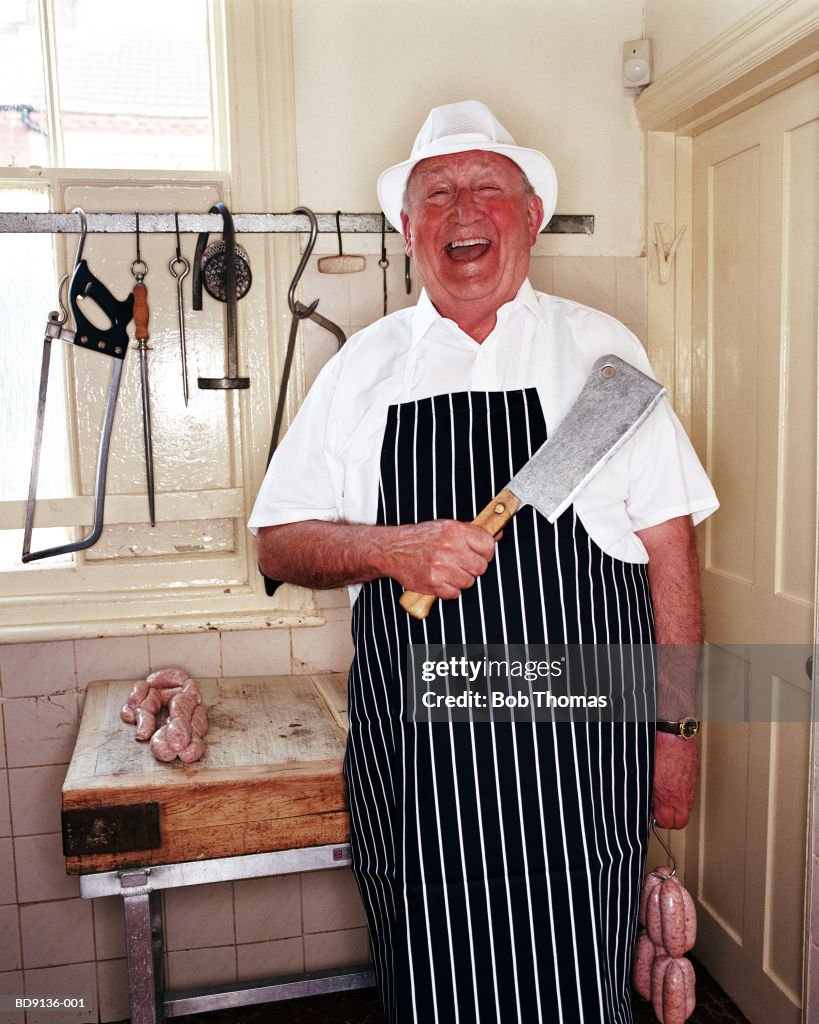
[247,355,343,535]
[573,396,719,562]
[624,399,719,531]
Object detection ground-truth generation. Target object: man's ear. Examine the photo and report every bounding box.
[400,210,413,257]
[527,195,544,246]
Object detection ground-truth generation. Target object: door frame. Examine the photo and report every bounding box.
[634,0,819,1015]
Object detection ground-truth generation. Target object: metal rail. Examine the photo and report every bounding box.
[0,211,594,235]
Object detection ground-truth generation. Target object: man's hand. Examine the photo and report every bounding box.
[653,731,698,829]
[379,520,498,598]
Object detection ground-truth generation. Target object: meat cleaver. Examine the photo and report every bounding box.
[399,354,666,619]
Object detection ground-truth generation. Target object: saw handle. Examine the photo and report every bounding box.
[133,283,150,341]
[399,487,521,620]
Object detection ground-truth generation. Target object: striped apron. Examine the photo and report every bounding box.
[344,387,655,1024]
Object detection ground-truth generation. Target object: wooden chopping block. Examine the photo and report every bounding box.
[61,674,350,874]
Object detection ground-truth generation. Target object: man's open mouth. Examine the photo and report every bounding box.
[444,238,491,261]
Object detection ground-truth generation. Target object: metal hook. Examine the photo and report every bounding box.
[130,211,149,283]
[71,206,87,268]
[287,206,319,316]
[649,818,678,877]
[53,274,70,326]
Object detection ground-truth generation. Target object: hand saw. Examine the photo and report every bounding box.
[399,354,667,619]
[22,209,135,563]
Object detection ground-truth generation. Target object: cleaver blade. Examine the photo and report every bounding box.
[400,354,666,620]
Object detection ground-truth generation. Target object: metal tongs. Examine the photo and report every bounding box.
[22,208,135,563]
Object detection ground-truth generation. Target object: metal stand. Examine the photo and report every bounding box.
[80,843,375,1024]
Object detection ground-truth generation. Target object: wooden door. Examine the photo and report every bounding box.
[688,73,818,1024]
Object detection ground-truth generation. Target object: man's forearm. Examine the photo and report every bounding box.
[637,515,703,719]
[638,514,703,828]
[257,521,396,590]
[256,518,499,597]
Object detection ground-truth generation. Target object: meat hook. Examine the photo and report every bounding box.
[261,207,346,598]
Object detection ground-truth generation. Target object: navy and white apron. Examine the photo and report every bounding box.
[344,385,655,1024]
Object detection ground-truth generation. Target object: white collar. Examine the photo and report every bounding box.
[410,278,546,348]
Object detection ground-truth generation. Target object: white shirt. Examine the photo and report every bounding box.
[249,280,718,599]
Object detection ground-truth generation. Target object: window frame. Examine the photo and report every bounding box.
[0,0,318,642]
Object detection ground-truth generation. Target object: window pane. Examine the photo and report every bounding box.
[0,2,50,168]
[0,185,74,568]
[55,0,214,170]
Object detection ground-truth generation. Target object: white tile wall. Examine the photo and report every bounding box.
[0,904,21,972]
[22,961,97,1024]
[0,970,24,1011]
[220,628,292,677]
[236,936,304,981]
[4,694,79,770]
[9,765,66,837]
[304,927,370,971]
[233,874,302,943]
[0,838,16,905]
[20,899,94,969]
[0,771,10,838]
[0,256,646,1022]
[91,898,126,962]
[0,642,75,699]
[164,881,236,951]
[94,959,129,1024]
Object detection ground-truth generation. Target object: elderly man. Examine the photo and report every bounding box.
[250,101,716,1023]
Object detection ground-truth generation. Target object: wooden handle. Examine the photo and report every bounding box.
[133,283,150,340]
[399,590,437,620]
[399,488,522,620]
[472,487,521,535]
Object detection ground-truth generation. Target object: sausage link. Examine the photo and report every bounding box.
[166,716,193,753]
[659,878,684,957]
[146,668,189,688]
[158,686,183,707]
[169,691,198,719]
[135,707,157,741]
[191,705,208,737]
[150,725,177,761]
[651,955,696,1024]
[631,929,656,1001]
[138,688,163,714]
[682,883,697,953]
[178,734,205,763]
[639,867,672,927]
[180,679,202,704]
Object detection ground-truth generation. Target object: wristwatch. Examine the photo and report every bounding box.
[656,716,699,739]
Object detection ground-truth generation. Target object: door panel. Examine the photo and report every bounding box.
[689,73,818,1024]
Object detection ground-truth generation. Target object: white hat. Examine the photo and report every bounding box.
[377,100,558,233]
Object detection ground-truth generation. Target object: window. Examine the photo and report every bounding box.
[0,0,215,171]
[0,2,309,640]
[0,183,73,568]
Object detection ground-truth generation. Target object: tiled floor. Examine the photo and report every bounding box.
[175,958,751,1024]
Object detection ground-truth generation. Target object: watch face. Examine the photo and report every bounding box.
[680,716,699,739]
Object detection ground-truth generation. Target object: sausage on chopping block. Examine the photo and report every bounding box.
[146,667,189,688]
[120,680,151,724]
[120,668,209,763]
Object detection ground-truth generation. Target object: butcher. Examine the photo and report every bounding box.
[250,100,717,1023]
